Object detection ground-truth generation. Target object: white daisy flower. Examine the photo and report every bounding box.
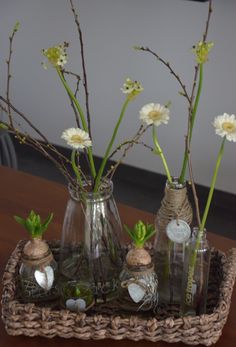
[213,113,236,142]
[61,128,92,149]
[139,103,170,127]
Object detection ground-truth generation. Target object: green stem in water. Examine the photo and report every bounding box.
[184,137,226,307]
[71,149,83,189]
[179,64,203,184]
[152,125,172,184]
[56,67,96,179]
[94,97,130,192]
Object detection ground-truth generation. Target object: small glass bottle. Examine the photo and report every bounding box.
[181,228,211,316]
[154,179,193,306]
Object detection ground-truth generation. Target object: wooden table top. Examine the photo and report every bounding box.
[0,165,235,347]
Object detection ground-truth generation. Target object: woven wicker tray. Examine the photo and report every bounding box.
[1,240,236,346]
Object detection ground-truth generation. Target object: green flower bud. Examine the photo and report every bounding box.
[192,41,214,64]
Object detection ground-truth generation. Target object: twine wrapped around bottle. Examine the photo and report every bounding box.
[156,181,193,232]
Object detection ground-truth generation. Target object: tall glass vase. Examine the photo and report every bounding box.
[59,178,124,306]
[154,179,193,306]
[181,228,211,316]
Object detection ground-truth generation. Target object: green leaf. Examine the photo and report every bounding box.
[25,219,34,234]
[124,224,135,241]
[41,213,53,233]
[13,21,20,33]
[143,227,156,243]
[0,123,8,130]
[14,216,26,228]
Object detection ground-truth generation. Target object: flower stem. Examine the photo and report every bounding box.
[200,137,226,231]
[184,137,226,309]
[94,97,130,192]
[152,125,172,184]
[56,68,96,179]
[179,64,203,184]
[71,149,83,189]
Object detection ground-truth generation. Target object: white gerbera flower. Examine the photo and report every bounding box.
[139,103,170,127]
[213,113,236,142]
[61,128,92,149]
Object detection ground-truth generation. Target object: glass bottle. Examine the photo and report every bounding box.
[59,178,124,304]
[181,228,211,316]
[154,179,193,306]
[20,239,58,302]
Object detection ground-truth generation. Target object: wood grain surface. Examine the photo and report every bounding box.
[0,165,235,347]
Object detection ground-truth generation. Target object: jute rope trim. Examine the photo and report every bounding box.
[21,251,53,267]
[157,185,193,231]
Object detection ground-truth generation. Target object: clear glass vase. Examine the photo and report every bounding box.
[59,178,124,304]
[154,179,193,306]
[181,228,211,316]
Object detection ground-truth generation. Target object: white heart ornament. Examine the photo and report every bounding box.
[75,298,86,312]
[128,283,146,303]
[66,299,77,312]
[34,266,54,291]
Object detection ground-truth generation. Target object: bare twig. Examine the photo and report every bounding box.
[62,69,81,128]
[108,139,153,160]
[69,0,92,138]
[6,23,19,127]
[106,125,150,179]
[0,96,49,142]
[136,46,191,105]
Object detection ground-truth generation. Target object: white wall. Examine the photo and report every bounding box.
[0,0,236,194]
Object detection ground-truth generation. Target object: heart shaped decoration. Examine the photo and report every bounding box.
[66,298,87,312]
[128,282,146,303]
[75,298,86,312]
[34,265,54,291]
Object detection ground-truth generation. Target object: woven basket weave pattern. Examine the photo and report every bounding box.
[1,241,236,345]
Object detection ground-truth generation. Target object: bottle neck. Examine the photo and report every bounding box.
[68,178,113,203]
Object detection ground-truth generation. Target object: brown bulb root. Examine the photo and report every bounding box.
[23,238,49,259]
[126,247,152,267]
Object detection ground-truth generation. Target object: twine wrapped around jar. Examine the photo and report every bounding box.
[156,180,193,232]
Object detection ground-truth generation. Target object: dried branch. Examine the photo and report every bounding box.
[106,125,150,179]
[108,139,153,160]
[136,46,191,105]
[6,23,19,127]
[0,96,49,142]
[69,0,92,138]
[62,69,81,128]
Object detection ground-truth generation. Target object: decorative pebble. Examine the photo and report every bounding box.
[34,266,54,291]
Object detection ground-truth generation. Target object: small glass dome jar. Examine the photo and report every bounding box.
[19,239,58,302]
